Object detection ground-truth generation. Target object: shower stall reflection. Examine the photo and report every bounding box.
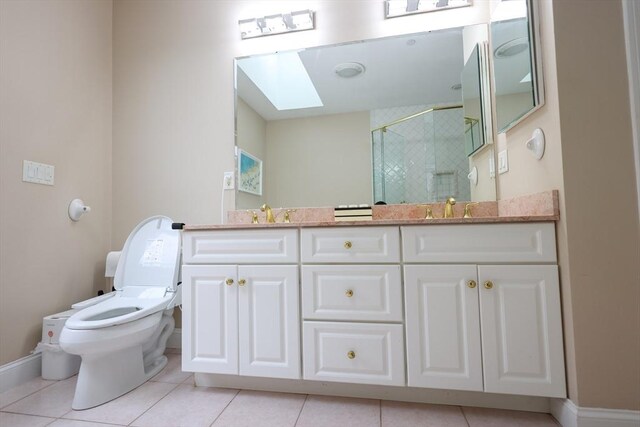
[371,105,471,205]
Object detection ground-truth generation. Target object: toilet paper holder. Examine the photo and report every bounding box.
[68,199,91,221]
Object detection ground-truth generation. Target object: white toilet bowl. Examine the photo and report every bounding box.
[60,216,181,410]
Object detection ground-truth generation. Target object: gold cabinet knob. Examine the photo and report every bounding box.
[225,278,234,286]
[484,281,494,290]
[238,279,246,286]
[467,280,477,289]
[345,289,354,297]
[344,241,352,249]
[347,351,356,359]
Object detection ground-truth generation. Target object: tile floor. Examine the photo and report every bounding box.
[0,350,561,427]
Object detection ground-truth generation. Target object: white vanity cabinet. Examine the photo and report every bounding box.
[181,229,300,379]
[402,223,566,398]
[300,227,406,386]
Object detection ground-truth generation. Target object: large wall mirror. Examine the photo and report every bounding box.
[235,24,496,210]
[491,0,544,132]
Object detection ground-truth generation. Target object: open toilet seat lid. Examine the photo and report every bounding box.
[114,216,180,291]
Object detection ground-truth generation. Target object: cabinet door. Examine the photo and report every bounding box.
[404,265,483,391]
[478,265,566,397]
[238,265,300,379]
[182,265,238,374]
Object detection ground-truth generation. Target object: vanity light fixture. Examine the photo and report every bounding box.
[385,0,471,19]
[239,9,315,39]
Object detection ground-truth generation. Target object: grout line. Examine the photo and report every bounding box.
[124,381,182,426]
[293,394,309,427]
[208,388,242,427]
[460,405,472,427]
[0,378,60,411]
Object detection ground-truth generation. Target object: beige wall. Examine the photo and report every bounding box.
[552,0,639,410]
[495,0,640,411]
[0,0,113,365]
[236,98,267,209]
[265,112,371,208]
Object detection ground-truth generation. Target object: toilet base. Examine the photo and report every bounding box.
[72,346,167,410]
[70,310,175,410]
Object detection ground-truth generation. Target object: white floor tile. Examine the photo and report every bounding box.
[2,376,76,418]
[48,419,127,427]
[0,411,54,426]
[131,384,238,427]
[0,377,56,409]
[381,400,468,427]
[150,353,191,384]
[295,395,381,427]
[62,381,176,425]
[211,390,306,427]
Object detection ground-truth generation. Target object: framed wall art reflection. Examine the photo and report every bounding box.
[238,149,262,195]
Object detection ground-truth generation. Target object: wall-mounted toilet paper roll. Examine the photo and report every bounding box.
[105,251,121,278]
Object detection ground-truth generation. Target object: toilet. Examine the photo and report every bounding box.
[59,216,181,410]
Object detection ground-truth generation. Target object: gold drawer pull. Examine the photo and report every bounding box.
[345,289,354,297]
[467,280,477,289]
[344,241,352,249]
[347,351,356,359]
[238,279,246,286]
[484,281,494,290]
[225,278,234,286]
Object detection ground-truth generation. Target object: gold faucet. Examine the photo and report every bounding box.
[463,202,478,218]
[260,204,275,223]
[444,197,456,219]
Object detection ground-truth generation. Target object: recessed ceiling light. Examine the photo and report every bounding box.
[494,37,529,58]
[334,62,366,78]
[451,83,462,91]
[406,39,416,46]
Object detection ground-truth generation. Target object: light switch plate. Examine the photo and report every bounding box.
[498,149,509,174]
[223,171,235,190]
[23,160,54,185]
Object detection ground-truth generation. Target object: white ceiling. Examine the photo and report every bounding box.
[491,17,534,96]
[237,28,465,121]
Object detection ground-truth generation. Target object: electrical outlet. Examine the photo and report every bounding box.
[498,149,509,174]
[223,171,235,190]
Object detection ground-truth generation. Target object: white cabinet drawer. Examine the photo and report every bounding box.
[183,229,298,264]
[302,265,402,322]
[402,223,557,263]
[303,321,405,386]
[301,227,400,263]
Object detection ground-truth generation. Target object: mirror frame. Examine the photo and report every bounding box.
[492,0,545,133]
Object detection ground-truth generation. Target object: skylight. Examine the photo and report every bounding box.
[237,51,323,111]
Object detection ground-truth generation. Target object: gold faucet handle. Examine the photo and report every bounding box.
[463,202,479,219]
[284,209,297,223]
[423,205,435,219]
[248,210,259,224]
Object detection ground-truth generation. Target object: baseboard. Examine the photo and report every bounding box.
[196,373,551,413]
[551,399,640,427]
[167,328,182,349]
[0,353,42,393]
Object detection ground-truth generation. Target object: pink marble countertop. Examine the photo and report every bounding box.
[185,191,560,231]
[184,214,559,231]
